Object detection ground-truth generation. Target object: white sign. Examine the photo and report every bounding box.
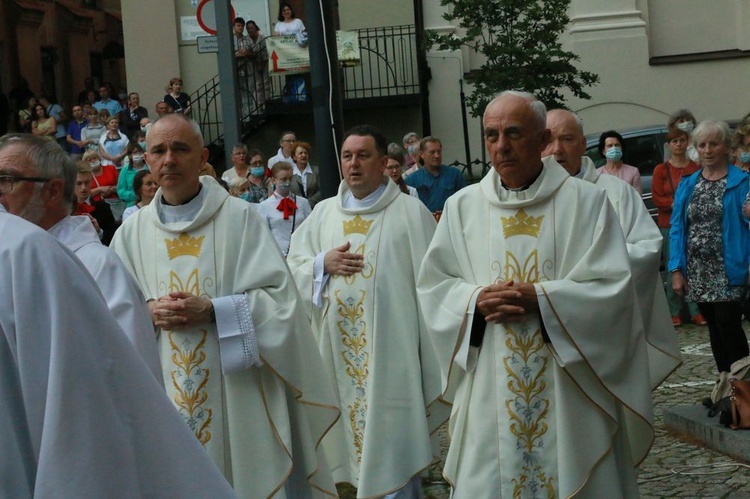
[197,36,219,53]
[180,16,206,41]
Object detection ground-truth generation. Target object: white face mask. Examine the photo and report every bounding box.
[131,154,145,164]
[89,160,101,169]
[677,121,695,133]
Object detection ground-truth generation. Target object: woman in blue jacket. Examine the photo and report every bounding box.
[669,120,750,375]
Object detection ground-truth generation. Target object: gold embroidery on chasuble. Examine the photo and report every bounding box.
[159,230,216,449]
[336,215,375,463]
[169,330,213,445]
[494,209,556,497]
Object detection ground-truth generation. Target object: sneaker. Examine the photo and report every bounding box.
[672,316,682,327]
[691,314,708,326]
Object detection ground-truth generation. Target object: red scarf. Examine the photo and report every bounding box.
[276,197,297,220]
[76,201,95,215]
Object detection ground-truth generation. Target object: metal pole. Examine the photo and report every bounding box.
[305,0,345,200]
[213,0,240,169]
[459,78,471,168]
[413,0,431,136]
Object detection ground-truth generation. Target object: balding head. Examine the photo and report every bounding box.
[145,114,208,205]
[543,109,587,175]
[482,91,551,188]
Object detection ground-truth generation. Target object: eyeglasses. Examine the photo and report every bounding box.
[0,175,52,193]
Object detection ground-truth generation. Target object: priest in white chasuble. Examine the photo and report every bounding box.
[287,125,448,498]
[545,108,681,389]
[110,114,339,498]
[417,92,655,498]
[0,208,235,498]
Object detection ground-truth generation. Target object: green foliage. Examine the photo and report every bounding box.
[425,0,599,117]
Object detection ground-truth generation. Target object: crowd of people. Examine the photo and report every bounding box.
[2,79,750,496]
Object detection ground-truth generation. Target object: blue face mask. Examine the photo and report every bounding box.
[139,141,147,151]
[739,152,750,164]
[250,166,265,177]
[239,191,251,202]
[605,147,623,161]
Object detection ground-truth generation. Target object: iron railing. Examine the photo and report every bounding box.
[449,159,493,184]
[187,24,421,152]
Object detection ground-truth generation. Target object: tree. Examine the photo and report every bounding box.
[426,0,599,117]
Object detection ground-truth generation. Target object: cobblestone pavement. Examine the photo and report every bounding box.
[344,323,750,498]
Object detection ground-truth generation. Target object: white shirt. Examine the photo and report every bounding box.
[257,192,312,256]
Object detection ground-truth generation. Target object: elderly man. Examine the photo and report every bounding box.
[111,113,338,498]
[0,134,161,379]
[544,108,681,388]
[417,91,654,497]
[0,207,235,497]
[287,125,446,498]
[405,136,466,216]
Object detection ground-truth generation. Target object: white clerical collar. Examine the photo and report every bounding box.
[497,166,545,201]
[574,167,585,179]
[158,186,205,224]
[343,183,386,209]
[48,215,74,241]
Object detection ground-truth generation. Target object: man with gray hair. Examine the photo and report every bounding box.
[111,113,339,497]
[544,108,681,389]
[417,91,654,497]
[0,133,161,379]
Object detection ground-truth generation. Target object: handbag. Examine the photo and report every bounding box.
[729,379,750,430]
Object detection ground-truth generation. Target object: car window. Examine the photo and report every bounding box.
[622,133,666,178]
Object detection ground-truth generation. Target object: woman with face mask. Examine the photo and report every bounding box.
[666,109,700,163]
[117,138,150,207]
[596,130,643,195]
[244,149,271,202]
[257,161,312,257]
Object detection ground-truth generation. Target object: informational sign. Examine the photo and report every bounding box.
[266,31,361,75]
[180,16,207,41]
[197,36,219,53]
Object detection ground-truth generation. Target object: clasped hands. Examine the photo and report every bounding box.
[149,291,212,329]
[476,279,539,323]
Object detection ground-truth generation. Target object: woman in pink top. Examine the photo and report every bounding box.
[596,130,642,195]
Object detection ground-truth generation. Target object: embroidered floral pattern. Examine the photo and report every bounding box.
[169,330,213,446]
[335,289,369,462]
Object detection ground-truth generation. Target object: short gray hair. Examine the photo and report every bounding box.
[0,134,76,205]
[146,114,204,147]
[484,90,547,131]
[692,120,732,150]
[402,132,419,144]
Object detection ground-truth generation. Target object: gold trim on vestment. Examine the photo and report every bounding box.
[539,285,655,468]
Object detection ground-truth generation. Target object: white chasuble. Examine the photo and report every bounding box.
[418,160,654,498]
[580,158,682,389]
[155,226,226,464]
[112,177,339,498]
[288,178,448,498]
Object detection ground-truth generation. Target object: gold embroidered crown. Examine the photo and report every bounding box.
[501,209,543,238]
[343,215,373,236]
[165,232,205,259]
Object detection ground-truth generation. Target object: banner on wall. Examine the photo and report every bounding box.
[266,31,361,75]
